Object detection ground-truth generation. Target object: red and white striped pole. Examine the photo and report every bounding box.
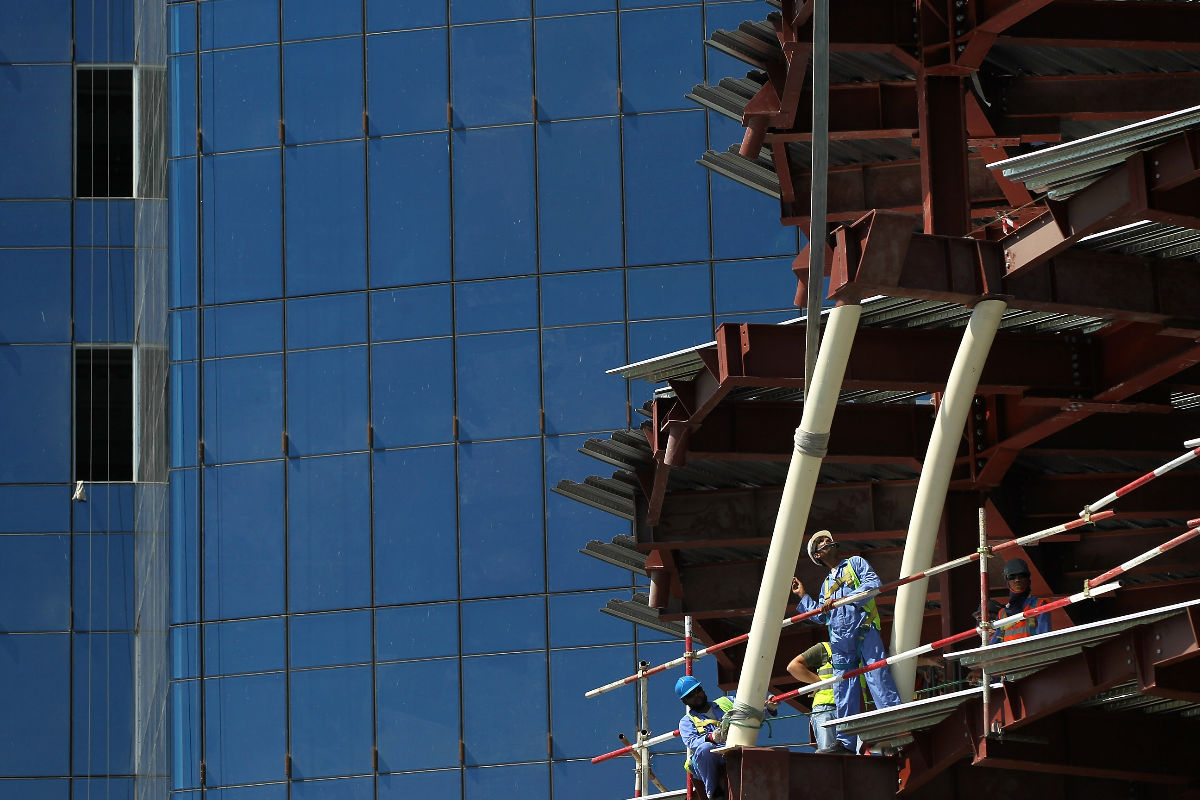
[1085,521,1200,590]
[684,616,693,800]
[592,729,681,765]
[1081,444,1200,518]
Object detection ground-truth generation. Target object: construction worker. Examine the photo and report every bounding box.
[786,641,839,751]
[990,558,1052,643]
[792,530,901,754]
[675,676,777,800]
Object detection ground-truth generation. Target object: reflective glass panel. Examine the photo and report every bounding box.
[0,634,69,775]
[537,118,622,272]
[452,126,536,279]
[289,609,372,669]
[200,45,280,153]
[461,595,546,655]
[539,270,623,327]
[1,250,71,343]
[199,0,278,50]
[0,66,71,197]
[284,140,367,295]
[201,150,283,305]
[201,353,284,464]
[369,284,452,342]
[282,38,363,144]
[72,632,134,774]
[450,21,531,127]
[549,646,632,758]
[287,293,367,350]
[541,323,627,434]
[375,603,458,661]
[627,262,711,320]
[371,339,454,447]
[204,672,288,786]
[203,617,286,676]
[0,345,70,483]
[377,659,461,771]
[367,28,447,136]
[534,14,617,120]
[454,277,537,334]
[202,301,283,358]
[454,331,540,440]
[619,6,702,113]
[289,665,374,779]
[285,347,368,456]
[461,652,547,765]
[368,133,451,288]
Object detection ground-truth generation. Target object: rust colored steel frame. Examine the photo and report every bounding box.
[899,605,1200,793]
[725,746,902,800]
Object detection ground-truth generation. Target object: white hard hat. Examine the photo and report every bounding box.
[807,530,834,564]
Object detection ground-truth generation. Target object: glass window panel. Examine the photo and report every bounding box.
[619,6,702,113]
[451,0,529,23]
[204,672,288,786]
[203,460,286,620]
[172,308,198,361]
[170,55,198,157]
[1,250,71,343]
[70,780,133,800]
[537,118,622,272]
[534,14,617,120]
[283,0,361,40]
[549,646,633,758]
[627,317,713,364]
[172,624,200,680]
[0,634,69,775]
[0,486,69,533]
[454,331,541,440]
[541,323,627,434]
[170,468,200,624]
[172,681,200,789]
[623,112,709,266]
[378,771,460,800]
[201,150,283,305]
[372,446,457,605]
[284,140,366,295]
[286,347,368,456]
[711,180,799,260]
[72,533,134,631]
[714,257,798,314]
[0,1,72,62]
[0,201,71,247]
[535,0,612,13]
[458,439,544,598]
[0,535,69,632]
[200,45,281,153]
[205,787,287,800]
[452,126,536,279]
[375,603,458,661]
[368,133,451,288]
[203,617,286,676]
[74,0,134,62]
[170,361,198,469]
[291,778,373,800]
[287,293,366,350]
[461,596,545,655]
[551,761,629,800]
[369,284,451,342]
[455,277,537,334]
[371,339,454,447]
[462,652,546,765]
[74,200,135,247]
[450,21,531,128]
[169,158,198,308]
[288,453,371,612]
[367,0,446,31]
[289,665,374,779]
[627,262,711,320]
[73,248,135,342]
[72,632,134,774]
[593,453,665,551]
[289,609,372,669]
[168,1,195,53]
[0,345,70,483]
[367,28,447,136]
[539,271,623,327]
[464,764,548,800]
[282,38,363,144]
[201,353,284,464]
[71,484,135,532]
[0,66,71,198]
[0,780,69,800]
[202,301,283,358]
[377,659,461,771]
[199,0,278,50]
[548,592,632,648]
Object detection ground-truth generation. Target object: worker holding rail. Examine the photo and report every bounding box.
[675,676,777,800]
[792,530,902,754]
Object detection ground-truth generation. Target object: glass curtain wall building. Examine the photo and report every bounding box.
[2,0,805,799]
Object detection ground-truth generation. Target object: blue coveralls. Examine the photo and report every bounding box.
[797,555,902,752]
[989,593,1052,644]
[679,698,731,798]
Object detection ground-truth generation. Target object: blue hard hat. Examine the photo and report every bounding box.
[675,675,702,701]
[1003,558,1030,579]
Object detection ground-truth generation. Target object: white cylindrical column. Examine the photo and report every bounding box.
[727,303,862,747]
[890,298,1007,700]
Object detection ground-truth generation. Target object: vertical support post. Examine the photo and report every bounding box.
[804,0,830,395]
[890,299,1007,700]
[684,616,694,800]
[916,73,970,236]
[979,504,992,734]
[727,303,863,747]
[637,662,650,797]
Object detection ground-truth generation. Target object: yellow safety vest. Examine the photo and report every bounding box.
[812,642,835,707]
[684,696,734,774]
[820,558,881,630]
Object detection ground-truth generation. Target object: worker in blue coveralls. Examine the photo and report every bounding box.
[675,676,777,800]
[792,530,902,754]
[990,558,1052,644]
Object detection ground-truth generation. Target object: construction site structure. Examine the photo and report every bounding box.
[557,1,1200,797]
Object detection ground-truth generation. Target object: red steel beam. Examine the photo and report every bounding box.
[996,0,1200,51]
[918,73,971,235]
[999,72,1200,121]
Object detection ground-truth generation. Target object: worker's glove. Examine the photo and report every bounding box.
[765,700,779,713]
[709,727,727,745]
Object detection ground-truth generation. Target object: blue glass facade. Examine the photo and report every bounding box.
[2,0,806,798]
